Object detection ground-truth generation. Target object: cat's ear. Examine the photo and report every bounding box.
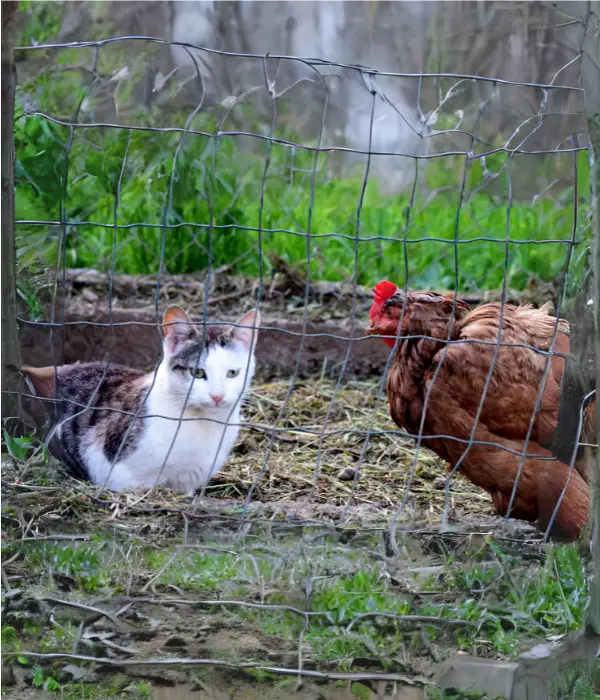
[162,305,197,354]
[232,310,260,351]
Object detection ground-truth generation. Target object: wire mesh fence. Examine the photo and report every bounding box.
[2,19,599,699]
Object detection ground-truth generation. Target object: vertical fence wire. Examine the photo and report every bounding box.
[2,17,599,693]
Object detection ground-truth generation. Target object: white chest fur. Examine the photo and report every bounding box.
[83,386,242,495]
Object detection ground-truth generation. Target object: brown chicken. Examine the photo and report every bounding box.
[367,281,592,539]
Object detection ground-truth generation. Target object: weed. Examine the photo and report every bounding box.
[16,275,46,321]
[17,1,65,48]
[2,429,37,463]
[351,681,374,699]
[32,665,62,692]
[23,541,110,592]
[548,663,600,699]
[58,684,104,700]
[567,677,600,700]
[138,540,588,668]
[244,668,280,682]
[143,548,238,592]
[57,675,136,699]
[4,505,591,684]
[427,689,489,700]
[1,625,20,651]
[126,681,153,698]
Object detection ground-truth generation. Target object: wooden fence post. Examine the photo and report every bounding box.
[1,2,22,429]
[582,0,600,635]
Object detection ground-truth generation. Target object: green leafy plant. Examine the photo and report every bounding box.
[2,429,36,463]
[32,665,62,692]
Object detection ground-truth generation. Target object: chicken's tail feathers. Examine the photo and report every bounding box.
[491,457,589,540]
[552,356,595,469]
[534,458,590,540]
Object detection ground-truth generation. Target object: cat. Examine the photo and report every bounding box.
[20,305,260,495]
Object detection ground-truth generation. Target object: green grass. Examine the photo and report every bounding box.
[142,548,239,593]
[34,535,578,666]
[2,535,592,695]
[19,540,111,593]
[135,540,588,669]
[548,670,600,700]
[253,543,586,667]
[427,690,489,700]
[13,104,591,294]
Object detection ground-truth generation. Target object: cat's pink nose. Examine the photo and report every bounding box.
[210,394,224,406]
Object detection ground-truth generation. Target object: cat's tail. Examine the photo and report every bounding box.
[5,363,54,423]
[19,365,57,399]
[10,365,69,469]
[5,365,87,479]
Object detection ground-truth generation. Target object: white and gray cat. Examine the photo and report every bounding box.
[21,306,260,495]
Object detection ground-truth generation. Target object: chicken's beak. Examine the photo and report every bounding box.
[365,323,378,336]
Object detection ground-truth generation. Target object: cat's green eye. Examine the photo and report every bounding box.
[189,367,207,380]
[227,369,240,378]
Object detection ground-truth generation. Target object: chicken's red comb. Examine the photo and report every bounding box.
[372,280,398,303]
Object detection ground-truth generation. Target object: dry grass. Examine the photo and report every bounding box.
[219,378,496,517]
[3,378,496,539]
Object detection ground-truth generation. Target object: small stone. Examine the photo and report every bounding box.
[82,289,99,303]
[1,664,15,687]
[338,467,357,481]
[162,635,187,649]
[436,656,518,698]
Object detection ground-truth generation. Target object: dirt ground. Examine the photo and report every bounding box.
[18,268,559,379]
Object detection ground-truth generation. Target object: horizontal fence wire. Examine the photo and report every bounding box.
[8,34,595,534]
[3,29,598,690]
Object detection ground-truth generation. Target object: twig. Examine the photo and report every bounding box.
[11,485,60,493]
[1,566,12,592]
[140,552,177,593]
[296,629,304,691]
[4,652,431,684]
[101,596,324,625]
[345,612,477,633]
[192,676,217,699]
[20,534,91,542]
[114,602,133,618]
[89,636,140,655]
[420,626,438,662]
[41,596,128,629]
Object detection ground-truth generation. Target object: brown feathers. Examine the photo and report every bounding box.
[374,291,591,540]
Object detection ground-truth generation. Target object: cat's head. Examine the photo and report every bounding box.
[160,305,260,411]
